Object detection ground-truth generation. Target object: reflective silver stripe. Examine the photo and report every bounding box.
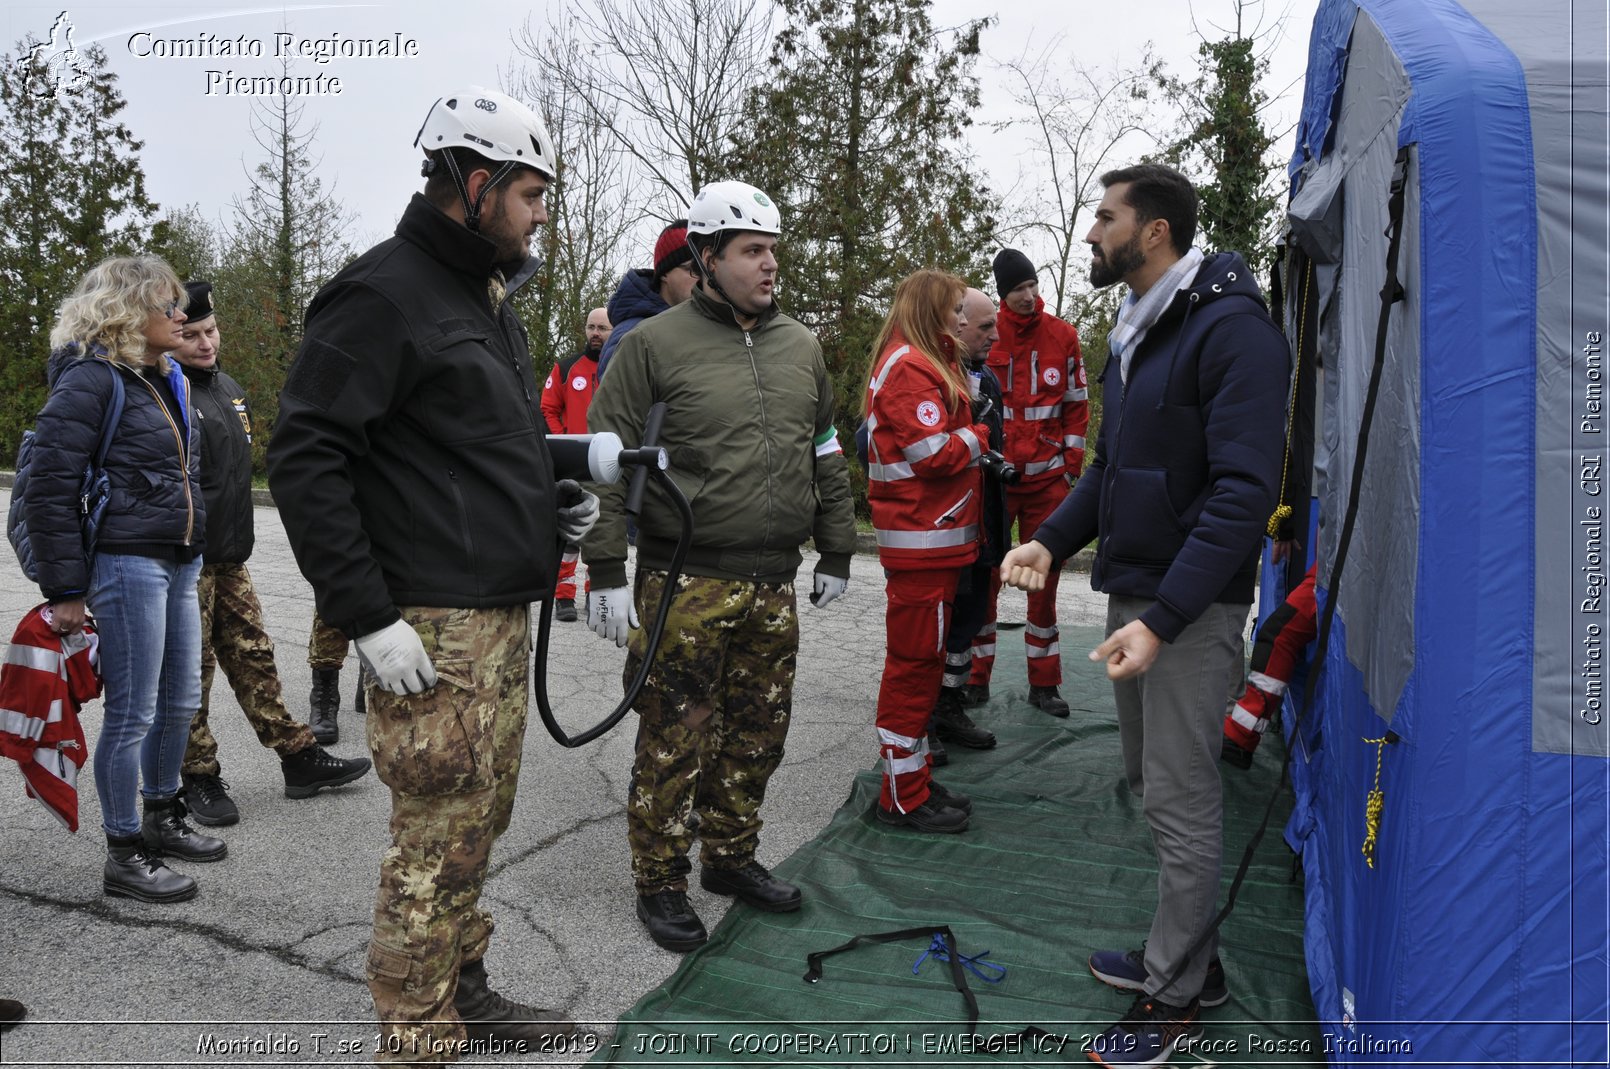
[1021,403,1063,420]
[1030,351,1040,383]
[561,547,581,564]
[5,644,59,675]
[971,641,997,657]
[0,707,46,741]
[976,622,997,638]
[904,432,951,462]
[955,426,982,459]
[874,525,979,549]
[1064,435,1086,449]
[945,651,970,667]
[1249,671,1288,696]
[1230,704,1270,733]
[879,727,922,750]
[868,462,916,482]
[1026,641,1062,658]
[1065,387,1089,402]
[942,669,969,687]
[884,752,928,774]
[870,344,912,394]
[1023,456,1067,475]
[1026,622,1059,639]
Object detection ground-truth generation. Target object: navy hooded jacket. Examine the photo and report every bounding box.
[1033,251,1290,642]
[598,268,669,377]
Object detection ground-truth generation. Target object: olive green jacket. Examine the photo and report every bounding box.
[584,285,856,587]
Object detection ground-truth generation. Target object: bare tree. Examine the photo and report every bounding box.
[511,0,772,215]
[505,29,637,374]
[991,38,1168,320]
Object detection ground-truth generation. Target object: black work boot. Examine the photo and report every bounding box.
[555,598,578,622]
[927,727,949,766]
[927,779,973,814]
[354,676,366,716]
[0,997,25,1031]
[104,834,198,902]
[308,668,340,744]
[1028,684,1071,718]
[701,860,801,912]
[933,687,997,749]
[181,771,239,826]
[281,745,372,799]
[874,797,969,833]
[453,958,574,1043]
[141,796,227,862]
[961,682,990,707]
[635,890,708,952]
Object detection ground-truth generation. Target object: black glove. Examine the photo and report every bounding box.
[971,395,994,422]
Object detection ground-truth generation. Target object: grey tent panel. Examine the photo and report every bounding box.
[1464,0,1610,757]
[1316,11,1420,723]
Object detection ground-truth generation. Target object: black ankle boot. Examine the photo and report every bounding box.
[452,959,574,1042]
[281,745,372,799]
[309,668,340,744]
[635,890,708,952]
[354,675,366,716]
[142,796,227,862]
[105,834,197,902]
[933,686,997,749]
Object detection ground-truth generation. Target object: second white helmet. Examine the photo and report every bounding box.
[415,87,557,181]
[687,181,781,237]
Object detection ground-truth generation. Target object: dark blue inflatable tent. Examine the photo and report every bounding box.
[1277,0,1608,1062]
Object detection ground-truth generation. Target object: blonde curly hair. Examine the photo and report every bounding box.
[49,254,185,370]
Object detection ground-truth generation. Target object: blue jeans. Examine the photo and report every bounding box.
[88,553,204,837]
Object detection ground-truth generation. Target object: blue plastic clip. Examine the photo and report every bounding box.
[912,933,1006,983]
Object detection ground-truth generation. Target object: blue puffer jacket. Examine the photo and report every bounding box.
[27,347,204,601]
[1033,252,1290,642]
[598,268,668,377]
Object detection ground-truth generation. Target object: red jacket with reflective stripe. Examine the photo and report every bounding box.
[864,332,988,571]
[987,296,1088,486]
[540,352,599,436]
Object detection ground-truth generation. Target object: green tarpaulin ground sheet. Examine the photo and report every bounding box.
[593,627,1322,1068]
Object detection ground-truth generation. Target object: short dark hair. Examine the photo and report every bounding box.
[1099,163,1198,256]
[423,147,534,211]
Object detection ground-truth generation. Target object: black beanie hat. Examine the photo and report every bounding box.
[992,248,1037,299]
[182,279,214,321]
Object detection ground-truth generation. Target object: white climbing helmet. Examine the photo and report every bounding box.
[414,87,557,181]
[687,181,782,238]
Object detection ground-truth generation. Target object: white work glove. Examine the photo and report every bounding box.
[587,587,639,647]
[810,572,848,608]
[354,618,437,695]
[555,479,601,544]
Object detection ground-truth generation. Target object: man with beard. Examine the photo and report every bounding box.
[268,87,598,1063]
[541,306,610,621]
[999,163,1289,1066]
[968,247,1088,719]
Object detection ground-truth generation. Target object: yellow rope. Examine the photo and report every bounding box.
[1361,734,1391,869]
[1266,253,1312,538]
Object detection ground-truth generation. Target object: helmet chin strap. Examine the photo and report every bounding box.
[690,234,757,320]
[438,151,516,232]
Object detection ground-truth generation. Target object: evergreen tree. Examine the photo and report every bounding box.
[1162,3,1282,277]
[734,0,997,451]
[214,68,355,472]
[0,39,159,460]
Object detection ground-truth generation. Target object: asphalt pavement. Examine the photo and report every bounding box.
[0,490,1119,1067]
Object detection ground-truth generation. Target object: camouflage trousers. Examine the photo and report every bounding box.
[308,611,351,670]
[364,603,530,1064]
[184,563,315,776]
[624,569,798,893]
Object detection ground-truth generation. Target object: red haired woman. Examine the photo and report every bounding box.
[863,269,990,833]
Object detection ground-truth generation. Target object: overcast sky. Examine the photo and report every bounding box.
[4,0,1319,256]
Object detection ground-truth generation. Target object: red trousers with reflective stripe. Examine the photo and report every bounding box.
[877,568,961,812]
[972,481,1068,687]
[1224,563,1318,753]
[554,547,588,601]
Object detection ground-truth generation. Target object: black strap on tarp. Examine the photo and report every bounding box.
[804,925,980,1030]
[1148,145,1414,1008]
